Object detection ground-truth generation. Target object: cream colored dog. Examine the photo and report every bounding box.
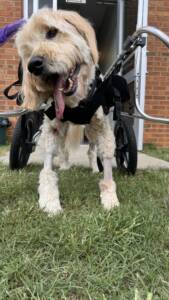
[16,8,119,214]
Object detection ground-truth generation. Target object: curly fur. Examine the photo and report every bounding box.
[16,8,119,214]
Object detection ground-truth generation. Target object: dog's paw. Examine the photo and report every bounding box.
[101,191,119,210]
[99,179,119,210]
[39,197,63,215]
[92,166,99,173]
[39,169,62,215]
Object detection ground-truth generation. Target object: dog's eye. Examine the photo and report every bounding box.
[46,28,58,39]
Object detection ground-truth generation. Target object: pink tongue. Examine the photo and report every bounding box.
[54,76,65,120]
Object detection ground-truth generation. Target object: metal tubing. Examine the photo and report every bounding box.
[0,109,28,117]
[135,94,169,124]
[121,111,169,124]
[133,26,169,47]
[133,26,169,123]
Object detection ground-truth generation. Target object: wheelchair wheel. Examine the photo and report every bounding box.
[97,118,137,175]
[97,156,104,172]
[9,116,32,170]
[114,119,137,174]
[9,112,43,170]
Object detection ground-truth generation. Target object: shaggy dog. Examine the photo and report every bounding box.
[16,8,119,214]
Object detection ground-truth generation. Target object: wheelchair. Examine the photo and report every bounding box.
[3,25,169,174]
[3,53,138,174]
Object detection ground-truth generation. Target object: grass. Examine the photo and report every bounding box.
[143,144,169,162]
[0,164,169,299]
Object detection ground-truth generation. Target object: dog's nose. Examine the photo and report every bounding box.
[28,56,44,76]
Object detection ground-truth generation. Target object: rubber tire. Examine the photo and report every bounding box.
[97,119,137,175]
[9,116,31,170]
[97,156,103,172]
[114,119,137,174]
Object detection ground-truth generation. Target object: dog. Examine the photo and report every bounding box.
[16,8,119,214]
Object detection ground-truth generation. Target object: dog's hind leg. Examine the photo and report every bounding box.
[58,140,71,170]
[38,117,62,215]
[86,108,119,210]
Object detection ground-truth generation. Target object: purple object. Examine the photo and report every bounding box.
[0,18,26,45]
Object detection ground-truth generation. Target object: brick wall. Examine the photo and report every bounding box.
[0,0,23,139]
[144,0,169,147]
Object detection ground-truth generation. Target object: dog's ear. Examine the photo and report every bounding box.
[59,10,99,65]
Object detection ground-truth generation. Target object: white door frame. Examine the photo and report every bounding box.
[23,0,58,19]
[117,0,125,55]
[135,0,149,150]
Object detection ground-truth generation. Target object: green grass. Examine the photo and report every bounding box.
[143,144,169,162]
[0,164,169,299]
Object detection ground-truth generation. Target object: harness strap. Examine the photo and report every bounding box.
[87,67,102,99]
[44,102,56,120]
[3,80,21,100]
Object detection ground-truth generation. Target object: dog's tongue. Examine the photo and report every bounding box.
[54,76,65,120]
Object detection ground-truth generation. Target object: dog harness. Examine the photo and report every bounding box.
[3,65,130,125]
[44,67,103,123]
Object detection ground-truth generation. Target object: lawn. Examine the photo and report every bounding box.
[143,144,169,162]
[0,163,169,299]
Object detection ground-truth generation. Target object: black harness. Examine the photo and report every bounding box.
[44,66,102,121]
[3,64,130,125]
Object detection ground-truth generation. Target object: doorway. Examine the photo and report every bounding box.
[23,0,148,149]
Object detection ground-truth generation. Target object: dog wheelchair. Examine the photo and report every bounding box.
[1,26,169,174]
[3,51,138,174]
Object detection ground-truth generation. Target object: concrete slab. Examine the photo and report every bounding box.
[1,144,169,170]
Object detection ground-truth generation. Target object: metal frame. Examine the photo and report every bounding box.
[0,109,28,118]
[131,26,169,124]
[103,26,169,124]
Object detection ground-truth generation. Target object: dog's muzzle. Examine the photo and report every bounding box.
[28,56,44,76]
[27,56,81,120]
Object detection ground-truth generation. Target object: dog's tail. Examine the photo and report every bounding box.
[65,124,84,151]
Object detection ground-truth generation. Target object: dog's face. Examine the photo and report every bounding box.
[16,9,98,118]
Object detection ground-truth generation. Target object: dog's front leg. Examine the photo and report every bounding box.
[38,118,62,215]
[99,156,119,210]
[86,109,119,210]
[98,117,119,210]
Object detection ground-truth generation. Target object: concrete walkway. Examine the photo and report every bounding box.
[1,144,169,170]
